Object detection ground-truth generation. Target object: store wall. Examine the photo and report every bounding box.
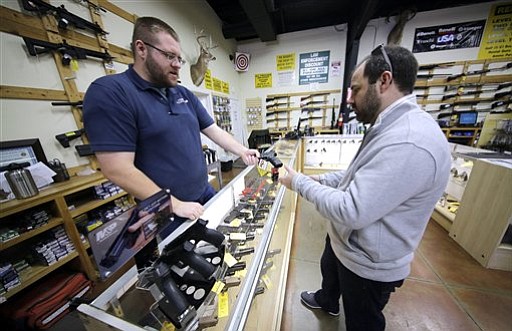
[236,1,504,127]
[0,1,506,169]
[0,0,238,168]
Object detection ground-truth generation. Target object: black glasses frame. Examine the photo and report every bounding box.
[142,41,186,65]
[371,44,393,75]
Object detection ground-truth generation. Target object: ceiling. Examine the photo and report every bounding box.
[206,0,494,42]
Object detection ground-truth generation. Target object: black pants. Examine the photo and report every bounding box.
[315,236,404,331]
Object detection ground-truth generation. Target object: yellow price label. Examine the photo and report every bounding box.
[234,269,247,278]
[211,280,225,294]
[224,252,238,268]
[262,274,272,289]
[218,291,229,318]
[160,321,176,331]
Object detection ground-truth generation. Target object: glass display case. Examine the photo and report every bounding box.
[302,134,363,172]
[77,139,300,330]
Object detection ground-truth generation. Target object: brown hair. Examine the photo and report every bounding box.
[131,17,180,53]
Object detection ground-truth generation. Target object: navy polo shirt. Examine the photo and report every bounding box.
[83,66,215,201]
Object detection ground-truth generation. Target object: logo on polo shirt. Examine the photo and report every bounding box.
[176,97,188,104]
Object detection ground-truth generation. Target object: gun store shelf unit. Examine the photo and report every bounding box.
[264,89,341,137]
[77,139,302,331]
[441,127,481,146]
[0,172,135,304]
[414,58,512,128]
[431,143,512,271]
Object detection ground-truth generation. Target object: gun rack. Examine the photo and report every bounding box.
[0,1,135,173]
[263,89,341,134]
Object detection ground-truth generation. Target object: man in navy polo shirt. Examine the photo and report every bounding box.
[83,17,259,246]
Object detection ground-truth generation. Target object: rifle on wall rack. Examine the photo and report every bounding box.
[418,61,457,70]
[73,0,107,13]
[21,0,108,35]
[330,98,336,129]
[444,82,512,92]
[446,62,512,82]
[23,37,114,65]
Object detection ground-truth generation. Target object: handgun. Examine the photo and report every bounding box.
[99,189,171,268]
[259,150,283,182]
[55,128,85,148]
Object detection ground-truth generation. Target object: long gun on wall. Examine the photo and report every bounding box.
[21,0,108,35]
[23,37,113,65]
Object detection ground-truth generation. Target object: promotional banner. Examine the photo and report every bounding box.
[478,2,512,59]
[412,20,485,53]
[299,50,330,85]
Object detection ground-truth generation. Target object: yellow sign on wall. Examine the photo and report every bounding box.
[204,69,213,90]
[255,73,272,88]
[276,53,296,71]
[221,81,229,94]
[213,77,222,92]
[478,2,512,59]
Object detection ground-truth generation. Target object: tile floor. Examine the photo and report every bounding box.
[281,199,512,331]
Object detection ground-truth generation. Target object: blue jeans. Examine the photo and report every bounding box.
[315,236,404,331]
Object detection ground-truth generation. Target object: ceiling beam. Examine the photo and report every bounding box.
[238,0,276,41]
[347,0,380,49]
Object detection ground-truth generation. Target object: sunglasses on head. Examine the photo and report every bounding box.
[371,44,393,74]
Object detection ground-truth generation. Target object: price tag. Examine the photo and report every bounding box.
[234,269,247,278]
[230,232,246,241]
[218,291,229,318]
[262,274,272,289]
[211,280,225,294]
[160,321,176,331]
[71,59,79,71]
[229,218,242,227]
[224,252,238,267]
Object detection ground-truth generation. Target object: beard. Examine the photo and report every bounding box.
[145,53,179,88]
[355,85,381,124]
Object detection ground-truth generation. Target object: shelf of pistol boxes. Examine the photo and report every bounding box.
[441,127,481,146]
[0,172,98,301]
[0,172,134,302]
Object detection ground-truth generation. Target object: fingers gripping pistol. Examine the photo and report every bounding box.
[259,150,283,182]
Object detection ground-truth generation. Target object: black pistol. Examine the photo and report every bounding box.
[99,189,171,268]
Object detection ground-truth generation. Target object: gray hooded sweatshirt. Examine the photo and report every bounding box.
[292,94,451,282]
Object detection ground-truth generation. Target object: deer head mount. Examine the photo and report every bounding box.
[386,8,417,46]
[190,31,218,86]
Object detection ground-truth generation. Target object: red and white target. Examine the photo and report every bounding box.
[235,52,250,72]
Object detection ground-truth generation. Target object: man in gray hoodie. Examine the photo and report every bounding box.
[279,45,450,330]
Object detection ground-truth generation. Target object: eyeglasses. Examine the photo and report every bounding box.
[371,44,393,74]
[142,41,186,65]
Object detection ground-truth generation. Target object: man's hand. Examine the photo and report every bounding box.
[172,196,205,220]
[241,149,260,165]
[127,211,155,251]
[279,164,298,190]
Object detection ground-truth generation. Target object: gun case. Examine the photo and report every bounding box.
[2,272,92,330]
